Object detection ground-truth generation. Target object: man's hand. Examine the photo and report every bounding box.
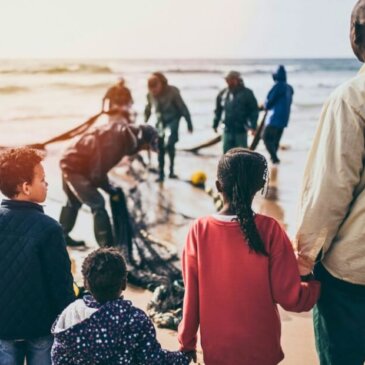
[184,350,197,363]
[259,103,266,111]
[248,128,256,136]
[297,253,314,276]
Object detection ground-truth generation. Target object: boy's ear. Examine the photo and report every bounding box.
[19,182,31,196]
[215,180,222,193]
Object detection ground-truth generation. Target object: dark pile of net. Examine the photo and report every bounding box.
[110,180,185,330]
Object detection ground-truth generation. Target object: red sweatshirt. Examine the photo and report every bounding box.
[178,214,320,365]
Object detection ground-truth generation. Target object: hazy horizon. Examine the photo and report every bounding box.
[0,0,357,59]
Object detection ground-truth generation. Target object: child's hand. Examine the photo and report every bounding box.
[184,350,197,363]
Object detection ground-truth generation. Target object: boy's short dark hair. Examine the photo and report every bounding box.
[0,148,43,198]
[82,248,127,304]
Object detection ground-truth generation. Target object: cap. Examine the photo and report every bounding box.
[225,71,241,80]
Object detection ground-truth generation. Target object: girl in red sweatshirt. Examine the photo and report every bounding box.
[178,148,320,365]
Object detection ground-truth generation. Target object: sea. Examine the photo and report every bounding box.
[0,58,362,235]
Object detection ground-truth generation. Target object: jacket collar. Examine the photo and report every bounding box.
[1,199,44,213]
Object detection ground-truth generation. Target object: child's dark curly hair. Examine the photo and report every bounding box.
[82,248,128,304]
[0,148,43,198]
[217,148,268,256]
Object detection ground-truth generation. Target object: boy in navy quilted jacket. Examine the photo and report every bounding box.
[0,148,75,365]
[52,248,192,365]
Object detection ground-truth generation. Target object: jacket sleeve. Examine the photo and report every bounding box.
[264,84,282,110]
[144,94,152,123]
[133,310,189,365]
[174,89,193,131]
[295,96,364,269]
[246,90,259,129]
[178,224,199,352]
[213,91,224,129]
[40,225,75,315]
[269,221,321,312]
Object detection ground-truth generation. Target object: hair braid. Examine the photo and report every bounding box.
[218,148,268,256]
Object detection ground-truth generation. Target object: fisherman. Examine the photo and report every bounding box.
[102,78,134,123]
[144,72,193,182]
[213,71,258,153]
[262,65,294,164]
[59,121,158,248]
[296,1,365,363]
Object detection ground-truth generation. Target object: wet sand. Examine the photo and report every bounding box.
[40,134,317,365]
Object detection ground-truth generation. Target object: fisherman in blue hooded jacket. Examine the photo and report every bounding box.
[262,65,294,164]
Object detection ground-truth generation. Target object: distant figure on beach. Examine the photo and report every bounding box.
[296,1,365,364]
[52,248,192,365]
[213,71,258,153]
[178,148,320,365]
[59,122,158,248]
[144,72,193,182]
[0,148,75,365]
[262,65,293,164]
[102,78,134,123]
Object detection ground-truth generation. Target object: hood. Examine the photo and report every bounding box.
[53,298,98,334]
[273,65,287,82]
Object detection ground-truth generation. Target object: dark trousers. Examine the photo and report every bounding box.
[60,174,114,247]
[262,126,284,163]
[158,137,176,178]
[313,264,365,365]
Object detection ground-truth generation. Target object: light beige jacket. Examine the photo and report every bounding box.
[296,64,365,285]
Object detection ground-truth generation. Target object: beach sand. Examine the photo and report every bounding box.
[39,131,317,365]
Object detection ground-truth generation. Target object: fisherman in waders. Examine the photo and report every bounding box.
[144,72,193,182]
[102,78,134,123]
[59,122,158,247]
[262,65,294,164]
[213,71,258,153]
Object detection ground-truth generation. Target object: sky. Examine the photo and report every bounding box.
[0,0,358,59]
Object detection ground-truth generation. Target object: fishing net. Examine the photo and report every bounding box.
[110,181,185,330]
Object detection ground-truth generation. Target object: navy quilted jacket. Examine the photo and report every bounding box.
[0,199,75,340]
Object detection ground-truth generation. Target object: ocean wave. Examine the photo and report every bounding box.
[0,64,113,75]
[0,86,29,94]
[294,102,323,109]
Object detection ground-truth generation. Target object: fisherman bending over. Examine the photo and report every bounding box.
[145,72,193,182]
[213,71,258,153]
[59,121,158,247]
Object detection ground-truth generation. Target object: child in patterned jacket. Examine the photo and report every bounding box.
[51,248,192,365]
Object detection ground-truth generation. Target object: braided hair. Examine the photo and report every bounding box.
[217,148,268,256]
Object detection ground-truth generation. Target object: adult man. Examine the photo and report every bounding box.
[145,72,193,182]
[262,65,294,164]
[59,122,158,248]
[296,2,365,363]
[102,78,133,122]
[213,71,258,153]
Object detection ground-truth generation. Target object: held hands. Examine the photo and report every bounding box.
[184,350,197,363]
[297,252,314,276]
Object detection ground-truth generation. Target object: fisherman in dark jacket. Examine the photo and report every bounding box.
[145,72,193,182]
[262,65,294,164]
[59,121,158,248]
[213,71,259,153]
[0,148,75,365]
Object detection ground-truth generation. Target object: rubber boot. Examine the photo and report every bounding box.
[93,208,114,247]
[168,146,178,179]
[59,206,85,247]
